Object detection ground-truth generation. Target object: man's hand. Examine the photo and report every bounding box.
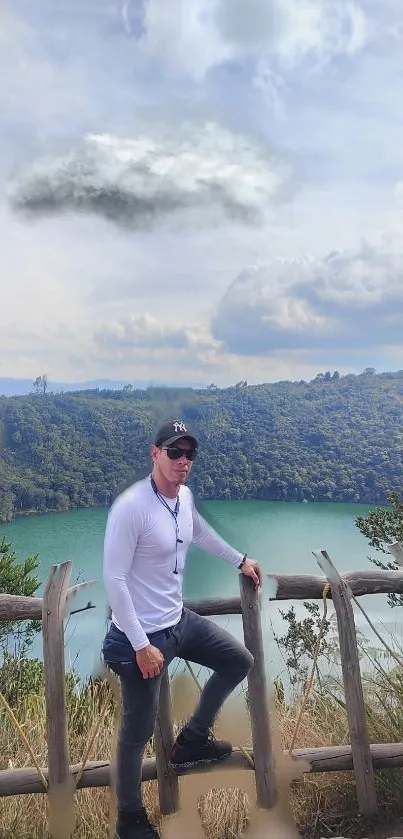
[241,558,262,590]
[136,644,164,679]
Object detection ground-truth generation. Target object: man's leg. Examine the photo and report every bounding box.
[116,669,161,812]
[103,626,165,838]
[170,609,253,769]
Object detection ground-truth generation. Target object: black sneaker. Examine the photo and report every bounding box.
[116,807,159,839]
[169,731,232,772]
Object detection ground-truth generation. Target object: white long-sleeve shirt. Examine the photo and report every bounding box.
[103,476,244,650]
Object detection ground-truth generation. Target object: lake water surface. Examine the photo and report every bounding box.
[3,500,401,683]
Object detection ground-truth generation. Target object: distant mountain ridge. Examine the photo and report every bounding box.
[0,377,206,397]
[1,368,403,521]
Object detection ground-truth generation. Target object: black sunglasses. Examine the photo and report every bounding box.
[163,446,198,462]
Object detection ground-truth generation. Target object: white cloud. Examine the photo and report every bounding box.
[90,310,333,385]
[8,123,293,230]
[139,0,231,81]
[218,0,369,65]
[138,0,369,81]
[89,237,403,373]
[211,241,403,353]
[94,312,223,360]
[2,0,403,387]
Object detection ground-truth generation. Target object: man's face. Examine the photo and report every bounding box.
[152,437,196,486]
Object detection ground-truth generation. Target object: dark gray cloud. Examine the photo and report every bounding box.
[211,243,403,354]
[8,125,292,230]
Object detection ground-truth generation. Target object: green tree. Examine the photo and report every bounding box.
[273,602,336,691]
[0,538,42,656]
[356,490,403,607]
[2,369,403,518]
[32,374,48,395]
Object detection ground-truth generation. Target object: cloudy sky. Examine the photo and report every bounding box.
[2,0,403,387]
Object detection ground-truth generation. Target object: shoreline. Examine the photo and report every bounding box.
[1,496,381,526]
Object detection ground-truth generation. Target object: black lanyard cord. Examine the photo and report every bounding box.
[150,477,182,574]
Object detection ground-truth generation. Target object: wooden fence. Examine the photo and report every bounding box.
[0,561,275,828]
[1,547,403,835]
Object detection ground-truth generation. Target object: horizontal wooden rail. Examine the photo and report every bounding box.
[2,743,403,797]
[4,568,403,622]
[183,596,242,616]
[268,570,403,601]
[0,580,97,622]
[0,595,43,621]
[0,594,242,623]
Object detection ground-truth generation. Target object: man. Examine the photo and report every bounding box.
[102,419,262,839]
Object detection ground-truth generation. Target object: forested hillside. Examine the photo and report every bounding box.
[1,370,403,521]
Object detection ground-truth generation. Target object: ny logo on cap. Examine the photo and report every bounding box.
[173,421,187,433]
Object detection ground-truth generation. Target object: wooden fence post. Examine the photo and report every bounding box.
[314,549,378,816]
[154,669,180,815]
[239,574,276,809]
[42,561,75,838]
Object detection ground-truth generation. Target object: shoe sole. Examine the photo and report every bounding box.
[169,750,232,773]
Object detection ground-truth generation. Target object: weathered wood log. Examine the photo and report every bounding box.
[0,594,43,621]
[184,596,242,616]
[106,597,242,622]
[5,567,403,623]
[3,743,403,797]
[295,741,403,772]
[315,550,378,817]
[388,541,403,568]
[65,580,97,601]
[268,570,403,601]
[240,575,276,809]
[8,568,403,624]
[154,669,180,815]
[42,562,73,838]
[0,581,97,622]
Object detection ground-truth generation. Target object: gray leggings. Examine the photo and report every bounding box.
[102,607,253,811]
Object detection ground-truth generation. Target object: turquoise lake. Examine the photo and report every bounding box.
[2,500,401,683]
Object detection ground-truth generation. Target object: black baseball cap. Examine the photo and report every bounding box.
[154,420,198,449]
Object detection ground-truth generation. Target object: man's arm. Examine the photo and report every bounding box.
[103,497,150,651]
[191,494,262,589]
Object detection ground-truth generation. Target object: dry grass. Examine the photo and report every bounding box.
[1,670,403,839]
[198,787,250,839]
